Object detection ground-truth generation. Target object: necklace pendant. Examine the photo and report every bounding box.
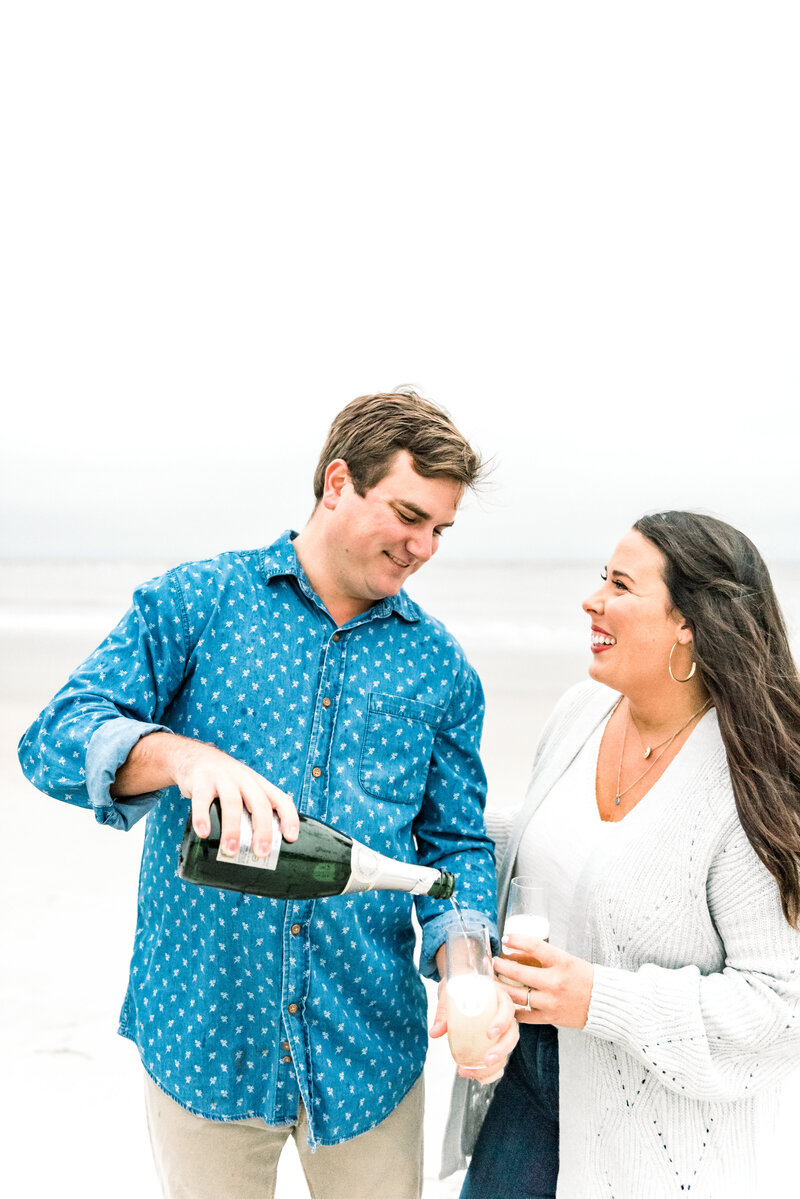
[614,795,621,805]
[643,747,652,759]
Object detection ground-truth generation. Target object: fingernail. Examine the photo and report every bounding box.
[196,822,209,837]
[226,839,238,854]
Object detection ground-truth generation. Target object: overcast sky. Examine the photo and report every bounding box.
[2,2,798,565]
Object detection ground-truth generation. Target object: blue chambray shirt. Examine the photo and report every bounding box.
[19,531,498,1145]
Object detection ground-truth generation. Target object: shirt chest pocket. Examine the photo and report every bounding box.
[359,692,442,805]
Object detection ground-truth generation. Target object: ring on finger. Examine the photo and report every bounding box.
[524,984,532,1011]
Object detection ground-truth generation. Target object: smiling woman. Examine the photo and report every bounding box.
[447,510,800,1199]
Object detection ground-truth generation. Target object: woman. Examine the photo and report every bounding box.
[445,511,800,1199]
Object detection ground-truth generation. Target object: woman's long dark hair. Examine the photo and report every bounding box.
[635,511,800,927]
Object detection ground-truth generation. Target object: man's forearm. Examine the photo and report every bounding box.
[110,729,182,797]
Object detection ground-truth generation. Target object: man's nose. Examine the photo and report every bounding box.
[406,529,436,563]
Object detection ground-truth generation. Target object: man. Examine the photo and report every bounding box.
[19,390,517,1199]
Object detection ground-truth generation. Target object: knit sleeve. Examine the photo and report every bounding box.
[484,804,518,874]
[585,817,800,1102]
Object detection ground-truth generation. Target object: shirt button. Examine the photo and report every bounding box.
[322,697,331,708]
[282,1041,290,1051]
[290,923,301,935]
[282,1056,292,1064]
[288,1003,299,1015]
[312,767,322,779]
[332,633,340,642]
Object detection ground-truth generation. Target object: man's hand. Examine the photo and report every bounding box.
[430,945,520,1085]
[495,933,594,1029]
[111,731,299,855]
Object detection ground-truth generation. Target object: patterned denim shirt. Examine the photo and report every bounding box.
[19,531,498,1145]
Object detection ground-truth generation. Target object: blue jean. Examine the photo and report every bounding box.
[459,1023,559,1199]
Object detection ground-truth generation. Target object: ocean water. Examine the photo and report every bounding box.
[4,555,800,649]
[6,554,800,809]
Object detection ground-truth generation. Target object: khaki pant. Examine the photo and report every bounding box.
[144,1071,425,1199]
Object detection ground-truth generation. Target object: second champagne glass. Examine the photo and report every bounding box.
[498,876,550,980]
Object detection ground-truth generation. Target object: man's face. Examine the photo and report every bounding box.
[326,450,462,607]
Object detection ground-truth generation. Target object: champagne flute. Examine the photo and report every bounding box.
[444,920,498,1068]
[498,877,550,981]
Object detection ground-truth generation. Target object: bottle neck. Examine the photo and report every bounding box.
[343,843,453,897]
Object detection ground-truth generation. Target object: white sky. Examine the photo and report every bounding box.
[2,2,798,564]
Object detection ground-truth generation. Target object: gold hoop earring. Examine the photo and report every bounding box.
[668,640,696,683]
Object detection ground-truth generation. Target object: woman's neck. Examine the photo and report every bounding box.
[624,682,712,741]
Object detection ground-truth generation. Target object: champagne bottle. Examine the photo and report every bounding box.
[177,802,455,900]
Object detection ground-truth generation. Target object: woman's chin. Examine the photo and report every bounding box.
[588,656,615,687]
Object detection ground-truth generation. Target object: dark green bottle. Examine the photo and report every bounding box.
[178,802,455,901]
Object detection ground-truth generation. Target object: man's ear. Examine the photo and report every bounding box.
[321,459,351,510]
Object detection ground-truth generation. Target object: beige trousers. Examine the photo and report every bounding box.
[143,1071,425,1199]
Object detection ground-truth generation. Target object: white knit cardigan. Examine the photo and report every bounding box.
[443,680,800,1198]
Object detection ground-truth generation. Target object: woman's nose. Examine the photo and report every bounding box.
[582,588,603,616]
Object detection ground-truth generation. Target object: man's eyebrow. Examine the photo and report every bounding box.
[394,500,455,528]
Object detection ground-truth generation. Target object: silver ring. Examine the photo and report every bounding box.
[524,985,532,1011]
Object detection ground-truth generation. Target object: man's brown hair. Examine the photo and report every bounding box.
[312,389,485,501]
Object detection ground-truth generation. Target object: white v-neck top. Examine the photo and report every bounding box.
[515,715,612,949]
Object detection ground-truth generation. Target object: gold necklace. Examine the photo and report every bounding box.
[613,697,712,807]
[630,718,679,760]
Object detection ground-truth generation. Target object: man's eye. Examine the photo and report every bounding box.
[396,511,415,524]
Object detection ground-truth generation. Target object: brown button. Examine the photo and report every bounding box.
[290,923,301,935]
[322,697,331,708]
[282,1041,290,1051]
[312,767,322,779]
[332,633,340,642]
[288,1003,299,1015]
[282,1055,292,1064]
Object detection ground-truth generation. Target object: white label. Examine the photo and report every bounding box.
[216,812,282,870]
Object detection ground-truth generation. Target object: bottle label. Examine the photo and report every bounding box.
[217,812,282,870]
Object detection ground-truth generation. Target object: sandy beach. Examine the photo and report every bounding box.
[4,557,800,1195]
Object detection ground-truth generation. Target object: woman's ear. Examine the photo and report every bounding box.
[676,620,693,647]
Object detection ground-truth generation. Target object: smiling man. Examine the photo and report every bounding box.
[19,389,517,1199]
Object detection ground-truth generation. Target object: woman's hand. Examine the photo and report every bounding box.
[496,933,594,1029]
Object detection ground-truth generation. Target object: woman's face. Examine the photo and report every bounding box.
[582,528,688,697]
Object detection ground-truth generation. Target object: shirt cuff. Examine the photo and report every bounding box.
[418,908,501,982]
[85,717,172,830]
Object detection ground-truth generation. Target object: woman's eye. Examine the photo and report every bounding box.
[613,579,628,591]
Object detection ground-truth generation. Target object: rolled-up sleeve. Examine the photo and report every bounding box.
[18,569,188,829]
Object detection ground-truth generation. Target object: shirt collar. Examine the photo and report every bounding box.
[258,530,420,625]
